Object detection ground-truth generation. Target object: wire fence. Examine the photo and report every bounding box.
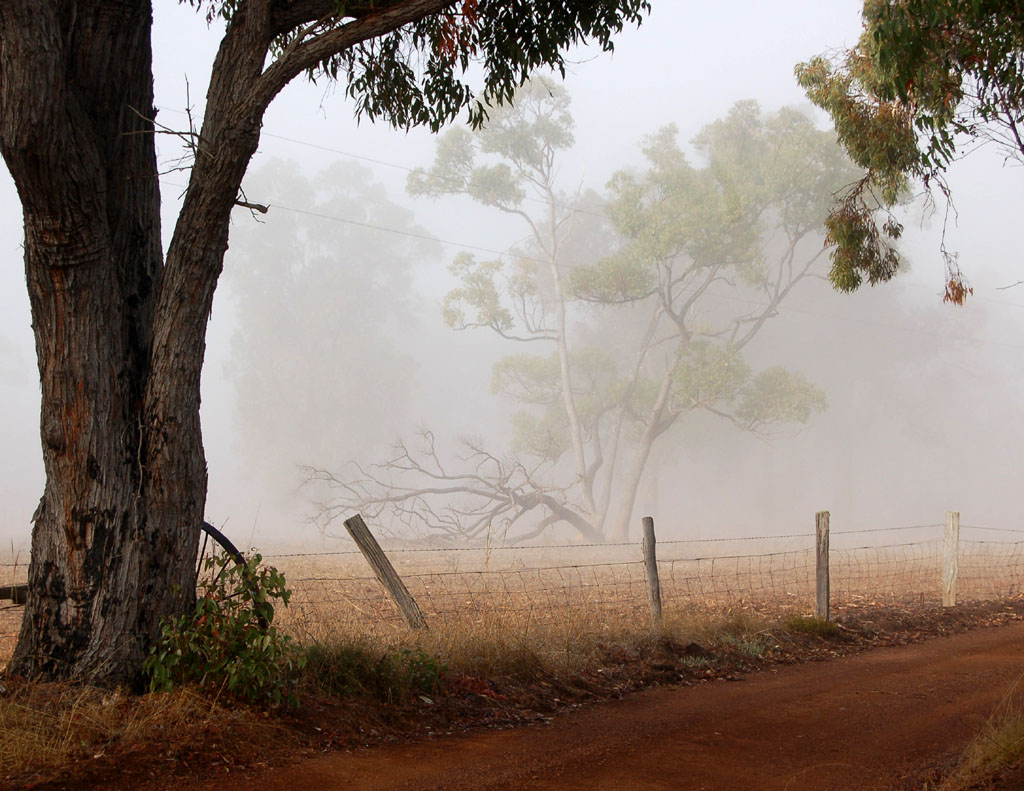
[2,521,1023,659]
[0,559,27,665]
[260,522,1024,642]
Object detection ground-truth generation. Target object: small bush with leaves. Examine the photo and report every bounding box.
[144,552,305,707]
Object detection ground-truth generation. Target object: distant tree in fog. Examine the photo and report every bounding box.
[313,84,860,543]
[227,160,436,493]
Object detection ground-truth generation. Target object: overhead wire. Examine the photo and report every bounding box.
[153,107,1024,350]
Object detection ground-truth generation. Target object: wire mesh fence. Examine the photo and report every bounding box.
[0,560,28,666]
[2,520,1023,662]
[259,522,1024,643]
[959,539,1024,600]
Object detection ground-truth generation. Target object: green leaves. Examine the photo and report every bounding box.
[736,367,828,428]
[408,77,574,209]
[144,552,305,708]
[604,104,857,289]
[568,251,656,303]
[185,1,650,134]
[797,0,1024,299]
[823,195,904,291]
[313,1,652,132]
[493,348,629,457]
[672,343,751,409]
[670,344,827,430]
[442,253,514,332]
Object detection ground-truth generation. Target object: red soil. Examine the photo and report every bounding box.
[184,621,1024,791]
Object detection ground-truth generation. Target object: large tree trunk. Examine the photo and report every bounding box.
[0,0,482,686]
[0,1,206,685]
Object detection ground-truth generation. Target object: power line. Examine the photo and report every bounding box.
[155,104,1024,312]
[159,177,1024,351]
[155,105,608,221]
[160,178,540,263]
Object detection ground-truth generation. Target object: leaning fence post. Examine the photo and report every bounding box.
[343,513,428,630]
[943,511,960,607]
[641,516,663,626]
[0,584,27,604]
[815,511,830,620]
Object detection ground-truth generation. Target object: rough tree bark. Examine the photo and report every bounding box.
[0,0,195,685]
[0,0,444,685]
[0,0,649,685]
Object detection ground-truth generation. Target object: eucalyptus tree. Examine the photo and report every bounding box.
[317,92,859,543]
[796,0,1024,302]
[0,0,650,684]
[226,160,435,495]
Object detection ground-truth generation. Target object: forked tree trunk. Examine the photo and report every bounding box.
[609,348,681,542]
[0,1,207,685]
[609,435,657,541]
[0,0,452,686]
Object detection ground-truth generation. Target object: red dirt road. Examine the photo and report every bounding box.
[205,623,1024,791]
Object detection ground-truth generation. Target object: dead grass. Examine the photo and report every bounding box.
[0,607,781,786]
[0,681,276,786]
[298,603,779,687]
[2,600,1023,789]
[935,680,1024,791]
[2,541,1022,788]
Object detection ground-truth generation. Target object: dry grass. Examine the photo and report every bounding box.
[0,539,1020,785]
[3,537,1020,673]
[265,545,818,672]
[2,598,1023,788]
[0,681,274,785]
[296,603,777,690]
[0,602,782,785]
[260,539,1003,653]
[935,681,1024,791]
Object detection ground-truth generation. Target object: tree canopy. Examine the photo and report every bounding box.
[796,0,1024,303]
[184,0,652,130]
[315,86,856,544]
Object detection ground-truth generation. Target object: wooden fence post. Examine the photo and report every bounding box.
[641,516,663,626]
[0,584,27,604]
[815,511,830,621]
[343,513,428,630]
[943,511,960,607]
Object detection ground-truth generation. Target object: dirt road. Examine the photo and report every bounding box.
[205,623,1024,791]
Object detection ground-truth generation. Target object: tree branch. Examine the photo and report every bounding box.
[257,0,457,105]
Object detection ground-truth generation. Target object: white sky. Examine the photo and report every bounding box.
[0,2,1021,552]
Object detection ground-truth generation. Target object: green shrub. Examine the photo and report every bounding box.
[144,552,305,707]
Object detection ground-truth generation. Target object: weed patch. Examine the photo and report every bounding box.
[720,633,773,658]
[784,615,842,638]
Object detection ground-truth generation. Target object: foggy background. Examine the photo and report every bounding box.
[0,1,1021,554]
